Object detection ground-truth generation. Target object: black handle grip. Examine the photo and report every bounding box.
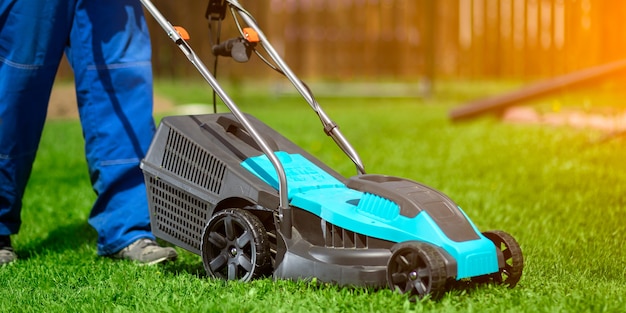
[211,37,252,63]
[211,38,240,57]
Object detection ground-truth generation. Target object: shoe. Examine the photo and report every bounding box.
[110,238,177,265]
[0,236,17,266]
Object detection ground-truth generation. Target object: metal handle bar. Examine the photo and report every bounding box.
[140,0,291,223]
[226,0,366,175]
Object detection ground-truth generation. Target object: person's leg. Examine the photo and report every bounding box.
[0,0,73,253]
[67,0,175,262]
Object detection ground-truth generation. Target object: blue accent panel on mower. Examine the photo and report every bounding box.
[290,189,498,279]
[242,152,499,279]
[241,151,345,198]
[357,192,400,221]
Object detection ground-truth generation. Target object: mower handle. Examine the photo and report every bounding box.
[227,0,366,175]
[140,0,291,225]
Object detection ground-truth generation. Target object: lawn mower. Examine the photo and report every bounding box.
[139,0,524,299]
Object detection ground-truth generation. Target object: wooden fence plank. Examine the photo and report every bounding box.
[53,0,626,82]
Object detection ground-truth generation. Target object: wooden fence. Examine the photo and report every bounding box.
[57,0,626,82]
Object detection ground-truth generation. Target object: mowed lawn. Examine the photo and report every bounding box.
[1,80,625,312]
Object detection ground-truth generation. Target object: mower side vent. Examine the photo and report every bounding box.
[161,129,226,194]
[324,221,367,249]
[147,176,209,251]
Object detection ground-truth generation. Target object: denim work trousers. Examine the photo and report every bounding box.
[0,0,156,255]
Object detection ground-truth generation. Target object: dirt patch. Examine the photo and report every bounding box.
[47,83,174,120]
[502,106,626,133]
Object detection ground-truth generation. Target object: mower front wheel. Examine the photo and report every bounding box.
[386,242,448,300]
[481,230,523,287]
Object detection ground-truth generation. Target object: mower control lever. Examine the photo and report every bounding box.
[212,37,254,63]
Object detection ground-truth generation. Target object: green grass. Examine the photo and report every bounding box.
[1,80,625,312]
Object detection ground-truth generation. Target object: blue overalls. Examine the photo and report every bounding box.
[0,0,156,255]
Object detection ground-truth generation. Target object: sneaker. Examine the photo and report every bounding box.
[0,236,17,266]
[111,238,177,265]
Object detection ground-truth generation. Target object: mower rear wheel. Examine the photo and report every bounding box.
[387,242,448,300]
[201,208,271,281]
